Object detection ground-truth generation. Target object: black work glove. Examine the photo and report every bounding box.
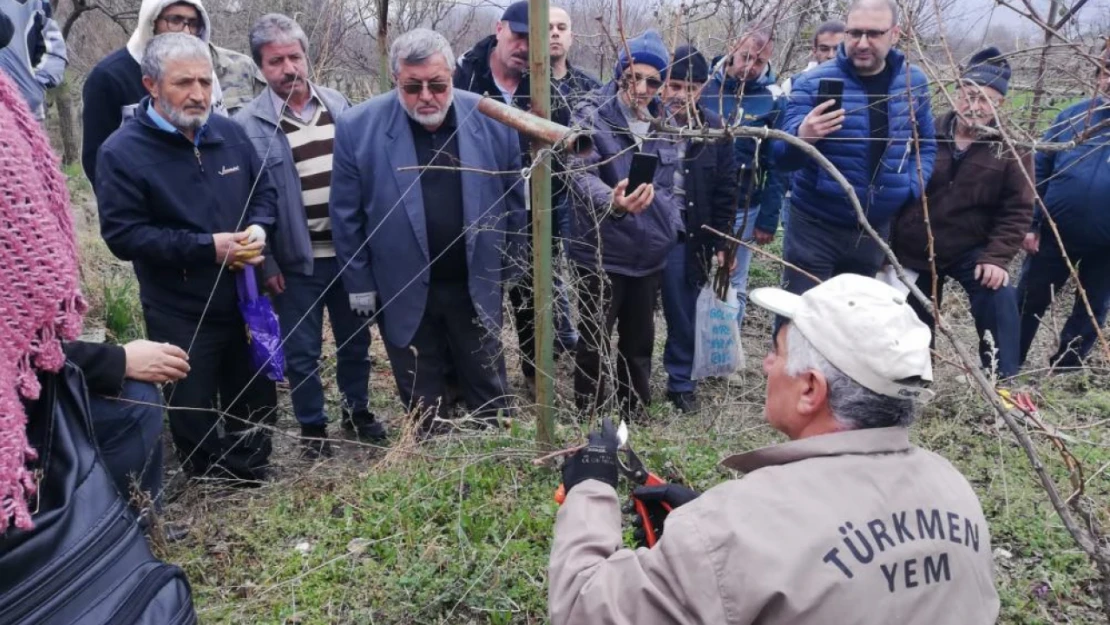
[561,418,620,492]
[632,484,700,509]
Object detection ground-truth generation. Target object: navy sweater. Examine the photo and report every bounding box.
[96,100,277,321]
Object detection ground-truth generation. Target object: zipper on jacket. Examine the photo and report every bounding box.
[1,504,133,623]
[193,146,205,173]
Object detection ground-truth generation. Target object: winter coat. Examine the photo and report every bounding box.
[95,99,277,322]
[567,81,683,277]
[894,112,1034,272]
[0,0,66,119]
[234,84,350,279]
[701,63,787,233]
[775,46,937,227]
[1033,98,1110,249]
[678,106,739,286]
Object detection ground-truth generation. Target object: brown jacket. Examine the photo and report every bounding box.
[549,427,1000,625]
[894,112,1034,272]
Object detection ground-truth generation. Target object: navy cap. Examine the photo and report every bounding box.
[502,1,529,35]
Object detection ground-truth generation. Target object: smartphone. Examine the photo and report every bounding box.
[627,152,659,194]
[817,78,844,113]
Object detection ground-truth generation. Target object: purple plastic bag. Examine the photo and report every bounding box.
[235,265,285,382]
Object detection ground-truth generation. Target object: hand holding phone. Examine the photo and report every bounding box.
[799,79,846,144]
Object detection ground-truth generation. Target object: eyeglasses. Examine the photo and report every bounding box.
[845,28,891,41]
[626,73,663,91]
[400,80,450,95]
[158,15,201,33]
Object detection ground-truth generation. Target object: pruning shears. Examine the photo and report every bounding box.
[553,422,675,548]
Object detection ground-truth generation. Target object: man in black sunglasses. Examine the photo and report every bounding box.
[773,0,936,314]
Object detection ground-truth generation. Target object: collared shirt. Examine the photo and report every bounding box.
[409,106,467,282]
[549,426,999,625]
[269,85,321,123]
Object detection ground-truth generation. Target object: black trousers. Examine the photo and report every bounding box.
[573,264,660,416]
[382,281,509,430]
[144,307,277,480]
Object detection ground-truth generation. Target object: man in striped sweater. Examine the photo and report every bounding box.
[236,14,385,459]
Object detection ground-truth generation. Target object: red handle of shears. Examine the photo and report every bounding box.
[631,472,672,548]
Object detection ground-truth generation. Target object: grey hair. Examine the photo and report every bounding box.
[737,21,774,49]
[784,324,917,430]
[847,0,900,25]
[141,33,212,82]
[249,13,309,66]
[389,28,455,76]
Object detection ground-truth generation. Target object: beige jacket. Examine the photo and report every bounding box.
[549,427,999,625]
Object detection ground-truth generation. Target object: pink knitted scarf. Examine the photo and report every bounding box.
[0,70,86,532]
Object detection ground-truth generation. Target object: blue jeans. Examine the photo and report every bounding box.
[661,242,700,394]
[276,257,372,426]
[1018,236,1110,368]
[908,248,1021,378]
[89,380,164,509]
[729,206,760,329]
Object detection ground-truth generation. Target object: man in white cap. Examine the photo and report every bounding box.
[549,273,999,624]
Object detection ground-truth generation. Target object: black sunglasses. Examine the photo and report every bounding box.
[400,80,450,95]
[625,73,663,90]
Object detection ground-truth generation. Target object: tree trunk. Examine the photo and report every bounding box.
[377,0,390,94]
[1026,0,1058,134]
[52,80,81,168]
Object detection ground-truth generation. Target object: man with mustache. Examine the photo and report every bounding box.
[893,48,1033,379]
[235,14,384,459]
[775,0,936,311]
[454,0,531,107]
[330,28,526,438]
[95,33,279,485]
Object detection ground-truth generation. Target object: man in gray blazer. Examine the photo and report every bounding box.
[235,14,384,458]
[330,28,527,437]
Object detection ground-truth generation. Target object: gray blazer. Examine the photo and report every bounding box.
[233,84,350,278]
[329,89,527,348]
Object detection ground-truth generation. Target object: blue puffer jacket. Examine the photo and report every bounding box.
[1033,98,1110,249]
[701,64,787,233]
[567,81,682,277]
[774,46,936,227]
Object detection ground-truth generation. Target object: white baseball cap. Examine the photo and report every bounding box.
[750,274,935,402]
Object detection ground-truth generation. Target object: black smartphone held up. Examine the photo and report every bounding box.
[626,152,659,195]
[817,78,844,113]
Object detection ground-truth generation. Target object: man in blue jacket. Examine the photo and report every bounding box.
[96,33,279,484]
[567,30,681,417]
[330,29,526,437]
[702,26,787,331]
[659,45,739,412]
[774,0,935,301]
[1017,54,1110,369]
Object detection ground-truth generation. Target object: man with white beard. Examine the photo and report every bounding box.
[96,33,280,484]
[330,28,527,438]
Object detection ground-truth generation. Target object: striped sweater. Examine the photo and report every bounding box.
[280,105,336,257]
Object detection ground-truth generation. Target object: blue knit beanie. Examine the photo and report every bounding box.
[614,30,670,78]
[961,47,1010,96]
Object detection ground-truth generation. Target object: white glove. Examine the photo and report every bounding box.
[350,292,378,317]
[245,224,267,246]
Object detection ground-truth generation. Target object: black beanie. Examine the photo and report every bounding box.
[0,12,13,51]
[670,45,709,84]
[961,47,1011,96]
